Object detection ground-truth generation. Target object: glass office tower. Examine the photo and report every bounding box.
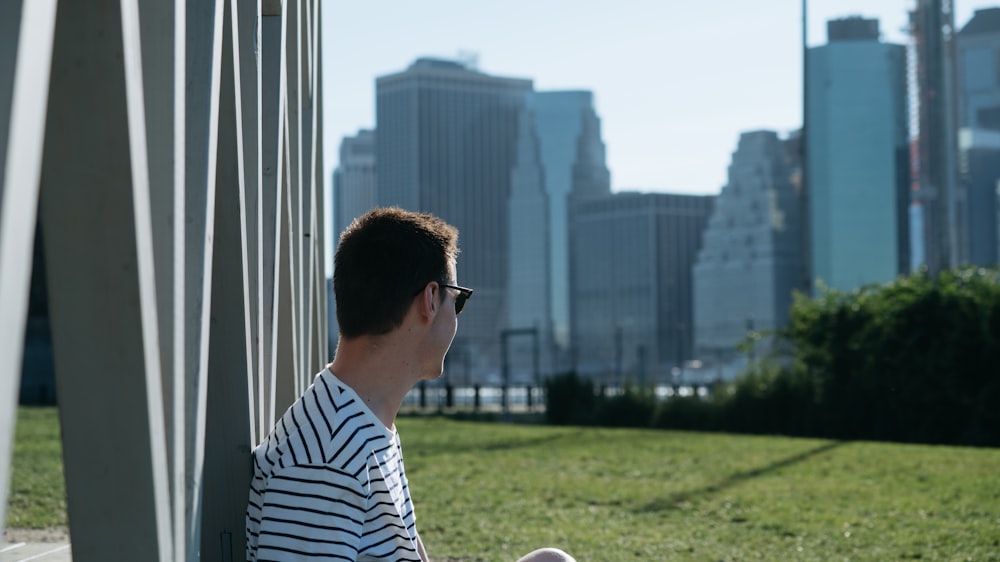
[332,129,376,241]
[957,8,1000,265]
[376,58,532,373]
[507,90,610,375]
[807,17,909,291]
[506,106,551,378]
[957,8,1000,131]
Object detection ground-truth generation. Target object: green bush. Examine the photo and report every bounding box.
[543,267,1000,447]
[715,364,819,437]
[595,384,658,427]
[543,371,598,425]
[651,394,720,431]
[782,267,1000,446]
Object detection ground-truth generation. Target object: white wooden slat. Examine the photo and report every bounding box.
[136,1,184,557]
[201,1,256,558]
[283,0,304,397]
[259,8,285,436]
[40,0,171,557]
[183,1,225,558]
[0,0,58,542]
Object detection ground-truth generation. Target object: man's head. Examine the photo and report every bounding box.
[334,207,460,339]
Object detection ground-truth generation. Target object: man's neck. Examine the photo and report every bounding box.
[328,336,421,429]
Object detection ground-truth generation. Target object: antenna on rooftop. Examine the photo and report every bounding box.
[456,50,479,70]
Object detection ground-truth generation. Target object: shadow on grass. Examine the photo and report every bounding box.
[636,440,848,513]
[411,428,589,459]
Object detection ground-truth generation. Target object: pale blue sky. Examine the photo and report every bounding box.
[320,1,996,271]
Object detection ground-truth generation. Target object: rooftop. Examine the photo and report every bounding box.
[960,7,1000,36]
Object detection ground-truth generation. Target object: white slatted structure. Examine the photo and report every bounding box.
[0,0,326,560]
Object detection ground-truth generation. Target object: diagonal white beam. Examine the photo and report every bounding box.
[282,0,304,398]
[260,1,286,437]
[0,0,58,543]
[237,0,262,442]
[136,1,185,558]
[183,0,225,559]
[202,1,256,558]
[39,0,172,557]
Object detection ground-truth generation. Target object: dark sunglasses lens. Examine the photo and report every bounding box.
[454,293,469,315]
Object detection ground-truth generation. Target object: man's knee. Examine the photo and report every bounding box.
[516,547,577,562]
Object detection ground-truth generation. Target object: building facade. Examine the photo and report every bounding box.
[375,58,532,373]
[957,8,1000,266]
[959,128,1000,266]
[693,130,804,362]
[957,8,1000,131]
[570,192,714,381]
[329,129,377,347]
[807,17,910,291]
[910,1,963,271]
[506,104,552,379]
[332,129,377,240]
[507,90,611,375]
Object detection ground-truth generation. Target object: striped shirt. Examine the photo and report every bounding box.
[246,369,422,561]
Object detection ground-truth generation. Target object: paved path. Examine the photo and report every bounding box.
[0,541,71,562]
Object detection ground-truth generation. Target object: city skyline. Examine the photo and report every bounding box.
[321,0,998,274]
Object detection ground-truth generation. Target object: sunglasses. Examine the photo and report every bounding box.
[440,283,474,315]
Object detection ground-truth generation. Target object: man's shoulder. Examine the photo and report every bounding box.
[254,370,390,477]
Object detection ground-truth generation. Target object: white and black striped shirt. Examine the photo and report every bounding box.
[246,369,421,561]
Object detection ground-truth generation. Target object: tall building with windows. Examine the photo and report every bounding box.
[957,8,1000,132]
[330,129,377,345]
[807,17,910,291]
[957,8,1000,266]
[507,90,611,375]
[693,130,804,362]
[910,1,963,271]
[376,58,532,372]
[332,129,376,240]
[570,192,714,380]
[959,129,1000,266]
[506,105,551,378]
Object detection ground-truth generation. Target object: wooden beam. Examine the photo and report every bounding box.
[0,0,57,541]
[40,0,172,557]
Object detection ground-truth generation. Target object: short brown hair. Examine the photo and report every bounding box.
[334,207,459,338]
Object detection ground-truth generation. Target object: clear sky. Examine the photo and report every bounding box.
[319,0,996,271]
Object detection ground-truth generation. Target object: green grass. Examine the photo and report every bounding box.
[399,417,1000,562]
[7,409,1000,560]
[6,407,66,529]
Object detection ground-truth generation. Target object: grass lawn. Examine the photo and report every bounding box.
[6,409,1000,561]
[398,417,1000,562]
[6,407,66,529]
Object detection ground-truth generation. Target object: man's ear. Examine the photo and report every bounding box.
[417,281,440,320]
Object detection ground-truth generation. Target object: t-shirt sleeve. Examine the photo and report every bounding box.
[254,464,367,561]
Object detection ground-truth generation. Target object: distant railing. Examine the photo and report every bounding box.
[399,382,719,415]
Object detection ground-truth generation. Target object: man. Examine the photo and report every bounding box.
[246,208,574,561]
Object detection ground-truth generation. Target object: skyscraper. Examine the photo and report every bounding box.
[506,105,551,377]
[570,192,714,380]
[958,129,1000,266]
[693,130,804,362]
[911,0,963,271]
[332,129,376,240]
[807,17,910,291]
[330,129,377,346]
[957,8,1000,266]
[376,58,532,372]
[507,90,611,374]
[957,7,1000,131]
